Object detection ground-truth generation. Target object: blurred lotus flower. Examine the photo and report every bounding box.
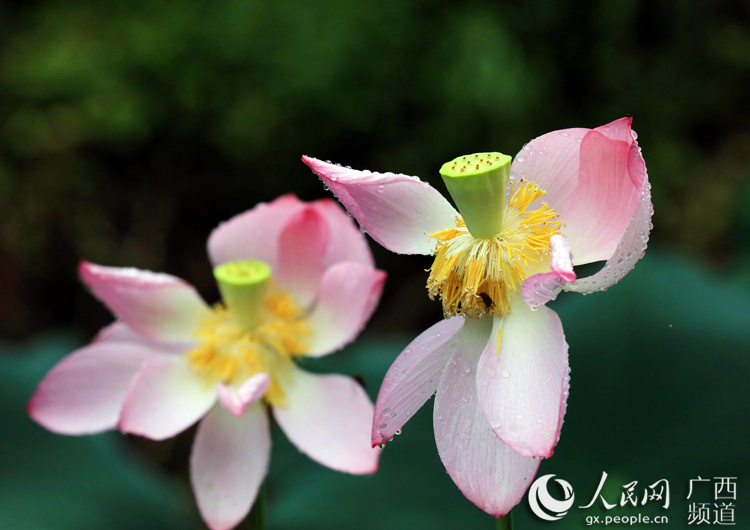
[29,195,385,530]
[303,117,653,516]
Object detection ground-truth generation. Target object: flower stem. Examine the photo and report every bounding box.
[496,509,513,530]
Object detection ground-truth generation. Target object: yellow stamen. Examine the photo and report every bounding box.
[185,282,311,407]
[427,180,562,318]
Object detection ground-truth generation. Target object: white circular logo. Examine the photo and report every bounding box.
[528,474,575,521]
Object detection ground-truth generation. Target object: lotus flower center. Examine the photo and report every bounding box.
[427,179,562,318]
[186,283,311,407]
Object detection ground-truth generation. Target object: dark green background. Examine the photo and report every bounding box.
[0,1,748,528]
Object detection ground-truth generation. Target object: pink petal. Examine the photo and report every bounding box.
[434,318,541,517]
[560,123,644,263]
[207,194,306,269]
[521,273,565,310]
[305,261,386,357]
[276,205,329,308]
[302,156,459,255]
[566,176,653,295]
[549,235,575,282]
[217,373,270,418]
[79,262,208,343]
[28,342,156,435]
[119,356,217,440]
[596,116,640,143]
[477,300,570,458]
[510,128,590,215]
[273,367,379,475]
[313,198,375,268]
[510,118,647,265]
[191,404,270,530]
[521,235,575,309]
[372,317,465,446]
[92,321,144,344]
[92,322,188,354]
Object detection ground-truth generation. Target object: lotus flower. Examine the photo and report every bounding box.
[29,194,385,530]
[303,117,652,516]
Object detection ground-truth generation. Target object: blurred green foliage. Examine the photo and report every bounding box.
[0,0,748,338]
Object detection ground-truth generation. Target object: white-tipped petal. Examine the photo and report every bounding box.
[191,404,270,530]
[306,262,386,357]
[477,301,569,458]
[372,317,465,446]
[119,356,216,440]
[79,262,208,344]
[522,234,576,309]
[217,373,270,418]
[434,318,540,516]
[302,156,459,255]
[28,342,157,435]
[273,367,379,475]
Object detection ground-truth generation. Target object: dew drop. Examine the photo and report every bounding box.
[501,370,510,378]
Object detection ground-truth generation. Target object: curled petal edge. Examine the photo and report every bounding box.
[302,156,459,255]
[522,235,575,309]
[566,174,653,294]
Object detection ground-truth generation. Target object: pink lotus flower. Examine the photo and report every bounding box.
[29,194,386,530]
[303,117,653,516]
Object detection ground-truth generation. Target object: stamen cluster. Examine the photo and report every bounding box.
[187,283,311,407]
[427,180,562,318]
